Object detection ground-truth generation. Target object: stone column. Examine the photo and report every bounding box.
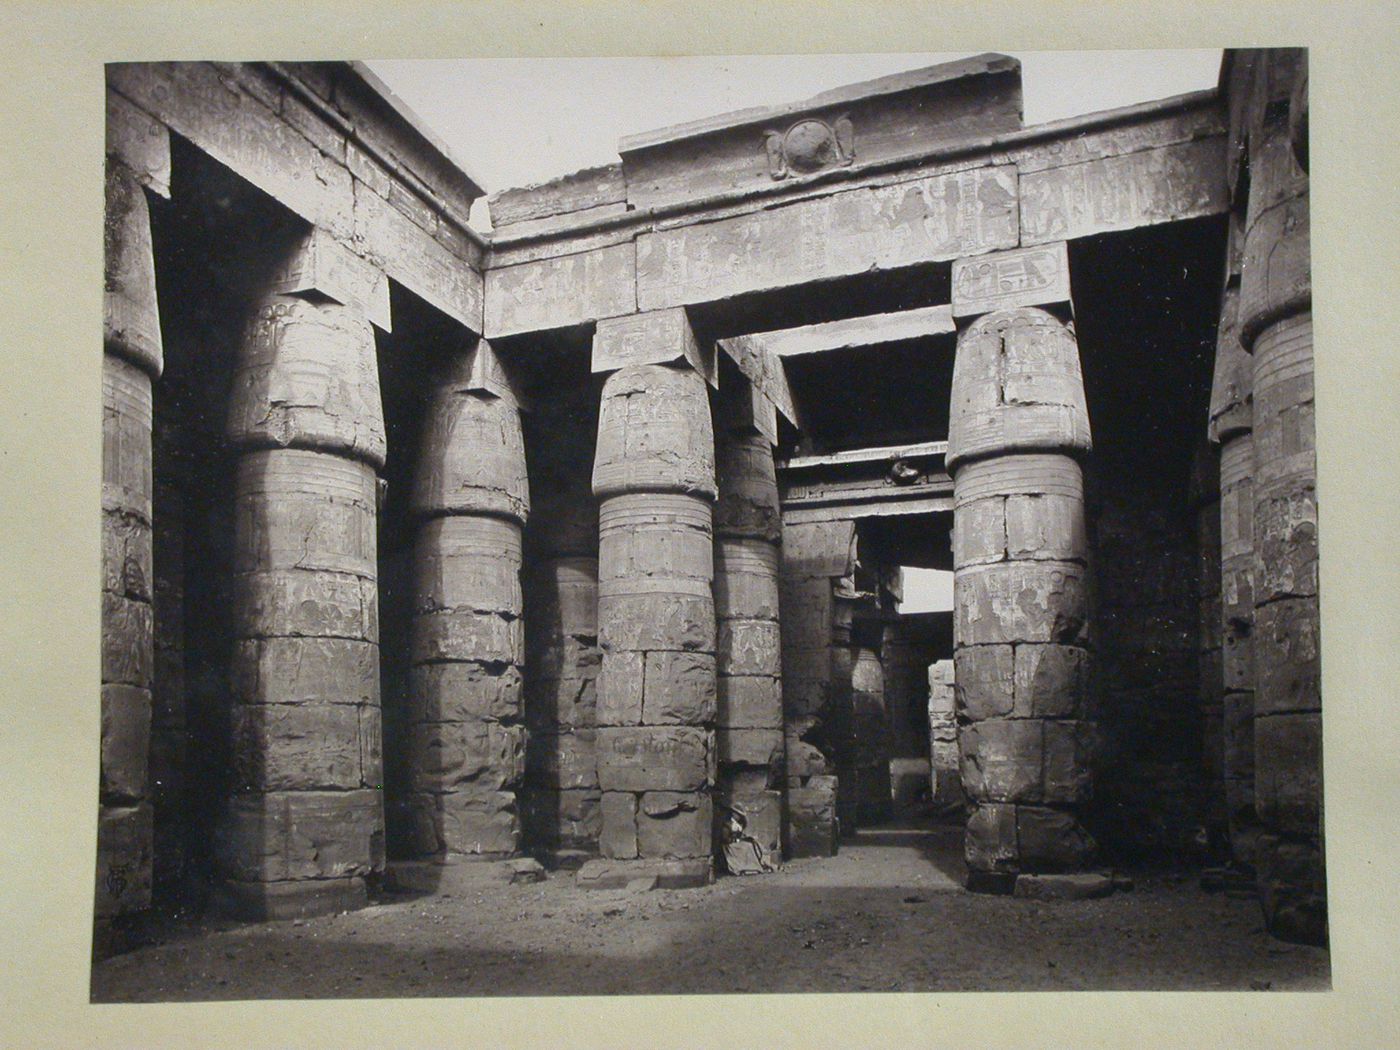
[98,103,166,929]
[217,232,388,919]
[1236,55,1324,946]
[1210,274,1262,872]
[779,520,858,856]
[1190,439,1227,856]
[850,645,892,825]
[583,310,718,889]
[521,389,603,866]
[927,660,963,811]
[713,379,784,874]
[947,307,1095,894]
[403,340,529,864]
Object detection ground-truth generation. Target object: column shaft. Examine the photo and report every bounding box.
[586,362,717,888]
[714,415,784,874]
[405,344,529,860]
[98,156,162,927]
[948,308,1096,893]
[218,288,387,919]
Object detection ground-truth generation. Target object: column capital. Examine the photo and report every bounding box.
[592,308,715,386]
[270,227,392,333]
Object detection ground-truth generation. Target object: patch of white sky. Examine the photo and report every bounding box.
[366,50,1220,612]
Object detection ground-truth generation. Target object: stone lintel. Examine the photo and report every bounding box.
[271,227,392,332]
[781,519,857,579]
[592,308,715,386]
[952,242,1071,319]
[741,306,956,358]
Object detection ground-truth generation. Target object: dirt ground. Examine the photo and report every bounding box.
[91,822,1329,1001]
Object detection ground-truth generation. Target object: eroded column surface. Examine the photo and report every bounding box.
[98,149,163,928]
[713,383,784,874]
[404,341,529,862]
[217,263,387,919]
[523,386,602,867]
[1238,55,1324,946]
[1210,278,1263,872]
[948,307,1095,893]
[585,327,718,889]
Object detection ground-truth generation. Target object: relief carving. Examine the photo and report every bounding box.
[764,116,855,180]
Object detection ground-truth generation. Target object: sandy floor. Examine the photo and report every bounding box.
[91,822,1329,1000]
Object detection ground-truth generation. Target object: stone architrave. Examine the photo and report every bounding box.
[404,339,530,864]
[712,375,785,874]
[947,306,1096,893]
[951,242,1070,319]
[216,234,389,920]
[582,310,718,889]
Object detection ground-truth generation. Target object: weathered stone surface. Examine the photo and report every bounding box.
[781,521,856,579]
[1013,872,1112,900]
[233,450,377,577]
[636,165,1018,310]
[714,546,782,620]
[102,510,153,601]
[227,295,386,468]
[413,517,523,615]
[642,651,717,725]
[100,685,151,803]
[960,719,1043,802]
[787,776,839,858]
[1014,644,1089,719]
[102,354,154,522]
[232,702,380,792]
[236,569,378,641]
[954,644,1014,720]
[1253,598,1320,717]
[636,791,712,859]
[413,372,530,521]
[410,662,522,724]
[106,86,171,197]
[717,727,784,769]
[593,366,716,499]
[1015,806,1097,872]
[216,875,368,922]
[717,675,784,729]
[1255,833,1327,947]
[489,162,626,227]
[954,561,1088,645]
[1250,314,1314,491]
[524,671,597,731]
[1209,284,1252,443]
[411,609,521,665]
[716,620,782,678]
[714,433,781,542]
[525,729,598,791]
[952,241,1071,318]
[485,243,636,338]
[598,498,714,584]
[103,162,163,377]
[1255,712,1322,835]
[403,789,518,857]
[596,649,645,726]
[1019,136,1228,245]
[947,309,1090,470]
[964,802,1017,872]
[593,308,715,384]
[94,803,154,919]
[520,788,601,851]
[598,791,640,859]
[595,727,714,792]
[102,591,154,688]
[407,720,525,793]
[597,590,716,654]
[528,556,600,641]
[717,335,799,429]
[216,790,383,882]
[270,226,390,331]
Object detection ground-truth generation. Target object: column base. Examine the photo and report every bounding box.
[1012,872,1113,900]
[385,855,545,895]
[576,857,713,890]
[212,876,367,921]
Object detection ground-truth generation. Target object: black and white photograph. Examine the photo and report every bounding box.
[3,2,1398,1045]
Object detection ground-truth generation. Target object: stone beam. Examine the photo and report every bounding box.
[779,441,953,524]
[715,336,798,431]
[735,306,956,358]
[105,62,485,331]
[636,165,1019,311]
[1019,136,1228,245]
[485,244,637,338]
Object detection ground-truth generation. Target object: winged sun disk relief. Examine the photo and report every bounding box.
[765,116,855,180]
